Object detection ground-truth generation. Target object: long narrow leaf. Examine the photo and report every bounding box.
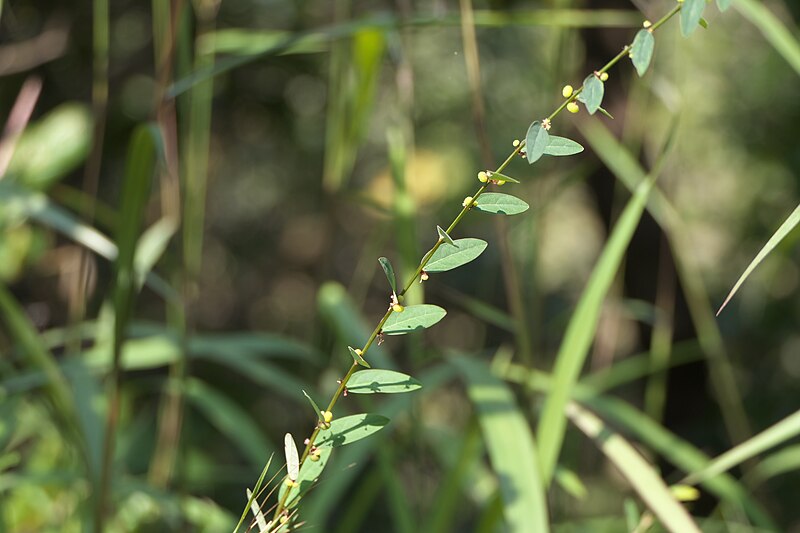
[566,402,700,533]
[453,355,549,533]
[717,203,800,315]
[537,173,656,484]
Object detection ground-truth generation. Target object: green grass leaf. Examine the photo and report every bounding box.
[537,172,655,484]
[578,74,604,114]
[378,256,397,294]
[436,225,457,246]
[544,135,584,156]
[425,238,488,273]
[681,0,705,37]
[630,29,655,77]
[316,413,390,447]
[684,409,800,485]
[524,120,550,164]
[452,355,550,533]
[185,378,276,466]
[382,304,446,335]
[566,402,701,533]
[473,192,529,215]
[717,203,800,315]
[346,369,422,394]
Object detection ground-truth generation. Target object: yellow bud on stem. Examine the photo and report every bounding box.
[392,303,404,313]
[562,84,574,98]
[567,101,580,114]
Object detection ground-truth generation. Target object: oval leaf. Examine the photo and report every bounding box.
[681,0,705,37]
[346,369,422,394]
[348,346,371,368]
[524,120,550,164]
[544,136,584,156]
[425,238,488,273]
[436,225,456,247]
[316,413,390,447]
[630,30,655,77]
[382,304,446,335]
[284,433,299,481]
[474,193,529,215]
[378,257,397,294]
[578,75,604,115]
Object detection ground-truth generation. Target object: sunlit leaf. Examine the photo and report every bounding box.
[717,203,800,315]
[630,30,655,77]
[544,136,584,156]
[246,488,269,532]
[488,171,520,184]
[280,446,333,509]
[436,225,456,246]
[346,369,422,394]
[378,256,397,294]
[316,413,390,447]
[524,120,549,164]
[348,346,371,368]
[382,304,446,335]
[425,238,488,273]
[578,74,604,115]
[681,0,705,37]
[285,433,299,481]
[566,402,701,533]
[473,193,529,215]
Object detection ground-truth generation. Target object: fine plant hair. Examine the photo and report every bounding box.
[237,1,727,532]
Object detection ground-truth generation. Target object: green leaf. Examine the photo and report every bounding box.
[524,120,549,164]
[346,369,422,394]
[487,171,520,184]
[717,0,731,11]
[735,0,800,81]
[436,225,456,246]
[302,390,324,421]
[681,0,705,37]
[537,171,655,485]
[473,192,529,215]
[348,346,371,368]
[597,106,615,120]
[378,256,397,294]
[185,378,275,466]
[452,356,550,533]
[280,445,333,509]
[234,457,273,533]
[382,304,446,335]
[684,409,800,486]
[543,136,584,156]
[425,238,488,273]
[630,30,655,77]
[699,17,709,29]
[577,74,604,115]
[134,217,177,290]
[717,203,800,315]
[316,413,390,447]
[566,402,701,533]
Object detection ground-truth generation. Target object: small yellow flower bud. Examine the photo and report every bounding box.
[310,453,320,462]
[599,72,609,82]
[562,84,574,98]
[420,271,429,281]
[354,348,362,356]
[496,180,506,186]
[322,410,333,423]
[462,196,474,208]
[280,515,289,524]
[512,139,520,147]
[643,20,652,28]
[392,303,404,313]
[567,101,580,114]
[284,478,298,488]
[478,171,489,183]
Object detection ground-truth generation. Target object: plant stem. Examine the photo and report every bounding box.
[272,1,684,523]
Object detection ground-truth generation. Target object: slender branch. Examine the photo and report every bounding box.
[272,2,683,523]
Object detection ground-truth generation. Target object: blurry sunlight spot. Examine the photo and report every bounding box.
[279,214,328,265]
[780,337,800,378]
[285,74,326,117]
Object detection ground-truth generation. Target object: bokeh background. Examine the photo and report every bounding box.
[2,0,800,531]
